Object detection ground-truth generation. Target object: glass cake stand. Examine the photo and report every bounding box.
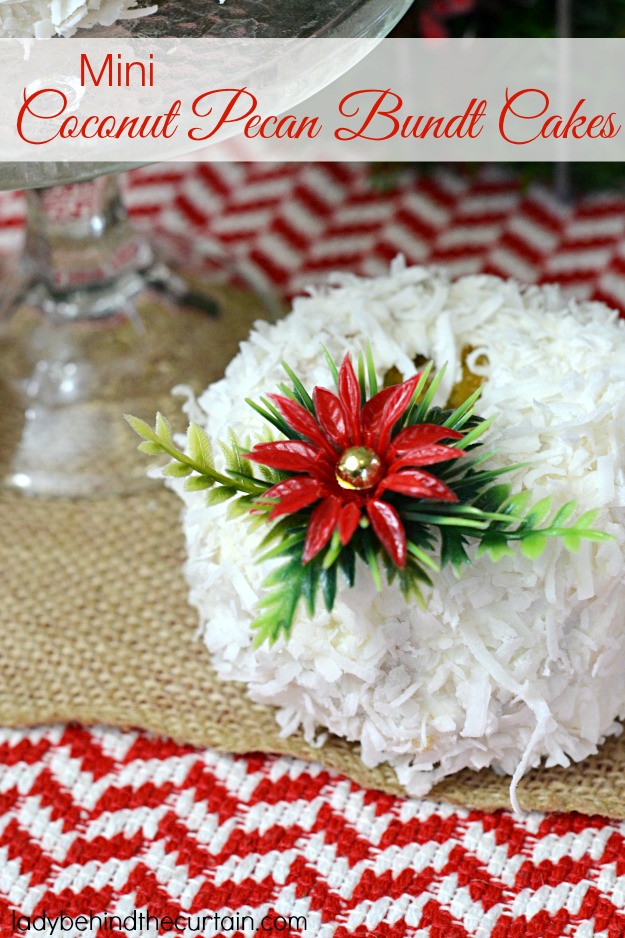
[0,0,414,497]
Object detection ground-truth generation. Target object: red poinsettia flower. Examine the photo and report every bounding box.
[246,355,465,567]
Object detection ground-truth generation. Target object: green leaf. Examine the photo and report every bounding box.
[155,412,173,445]
[277,383,299,403]
[338,548,356,587]
[205,485,238,505]
[394,365,429,427]
[522,496,552,528]
[440,527,471,572]
[473,483,511,514]
[443,387,482,430]
[454,415,495,450]
[407,503,507,521]
[380,548,398,585]
[322,530,342,570]
[562,532,582,552]
[217,439,237,471]
[251,557,305,646]
[519,532,547,560]
[247,513,271,533]
[321,345,339,388]
[227,495,256,519]
[137,440,165,456]
[255,463,282,483]
[402,512,488,529]
[407,361,439,424]
[281,360,315,413]
[225,470,268,495]
[476,536,515,562]
[162,462,193,478]
[245,398,294,439]
[256,515,303,550]
[257,533,307,564]
[502,490,532,519]
[550,500,577,527]
[357,351,367,402]
[321,564,338,611]
[397,563,427,605]
[261,566,292,589]
[452,463,523,494]
[301,562,320,616]
[124,414,158,442]
[364,538,382,591]
[401,547,435,585]
[407,540,440,572]
[230,433,253,477]
[365,340,378,396]
[570,530,613,543]
[187,422,213,472]
[574,508,601,529]
[184,476,214,492]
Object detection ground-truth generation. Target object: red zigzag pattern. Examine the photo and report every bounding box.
[2,165,625,936]
[4,164,625,313]
[126,163,625,313]
[1,727,625,936]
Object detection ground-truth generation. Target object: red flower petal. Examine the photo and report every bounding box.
[361,385,397,446]
[246,440,320,472]
[268,394,335,456]
[361,375,421,450]
[366,499,407,567]
[390,423,463,454]
[388,443,465,471]
[376,374,422,453]
[338,502,361,546]
[379,469,459,502]
[303,497,341,563]
[338,355,362,444]
[260,476,322,518]
[313,387,349,450]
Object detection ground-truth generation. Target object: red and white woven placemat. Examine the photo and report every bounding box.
[2,726,625,937]
[2,163,625,937]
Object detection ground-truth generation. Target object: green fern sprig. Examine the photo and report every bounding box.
[124,413,274,510]
[127,346,613,647]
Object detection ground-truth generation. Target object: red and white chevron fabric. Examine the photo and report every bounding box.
[2,725,625,937]
[2,726,625,938]
[3,163,625,937]
[122,163,625,313]
[4,163,625,313]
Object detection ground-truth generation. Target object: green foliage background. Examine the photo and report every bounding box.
[454,0,625,40]
[394,0,625,194]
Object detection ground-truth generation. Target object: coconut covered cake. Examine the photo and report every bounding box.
[0,0,231,36]
[131,262,625,810]
[0,0,156,37]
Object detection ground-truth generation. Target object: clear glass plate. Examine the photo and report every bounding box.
[0,0,413,495]
[106,0,413,39]
[0,0,413,192]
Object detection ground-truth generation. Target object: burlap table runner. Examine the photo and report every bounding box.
[2,483,624,818]
[2,288,624,819]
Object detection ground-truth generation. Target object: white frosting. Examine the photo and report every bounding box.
[171,262,625,810]
[0,0,155,37]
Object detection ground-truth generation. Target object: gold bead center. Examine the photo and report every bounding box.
[336,446,383,490]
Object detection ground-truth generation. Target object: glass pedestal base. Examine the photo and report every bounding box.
[0,176,276,497]
[0,276,270,497]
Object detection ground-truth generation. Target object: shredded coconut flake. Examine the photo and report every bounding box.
[0,0,155,37]
[170,262,625,810]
